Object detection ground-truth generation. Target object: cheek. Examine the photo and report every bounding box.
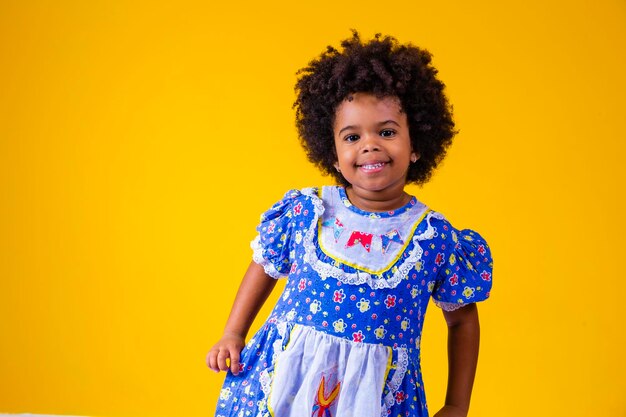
[334,146,347,164]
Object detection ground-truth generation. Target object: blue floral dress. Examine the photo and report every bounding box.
[215,186,493,417]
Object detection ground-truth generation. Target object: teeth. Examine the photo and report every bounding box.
[362,163,384,170]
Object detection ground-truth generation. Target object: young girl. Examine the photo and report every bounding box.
[207,32,493,417]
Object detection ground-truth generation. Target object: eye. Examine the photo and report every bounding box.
[344,134,360,142]
[380,129,396,138]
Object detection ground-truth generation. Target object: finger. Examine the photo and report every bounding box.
[230,349,241,375]
[217,349,230,372]
[207,349,220,372]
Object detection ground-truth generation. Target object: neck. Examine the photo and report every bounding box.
[344,186,411,212]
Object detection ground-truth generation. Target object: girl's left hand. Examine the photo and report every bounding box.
[433,405,468,417]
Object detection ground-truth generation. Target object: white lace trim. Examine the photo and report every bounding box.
[381,347,410,413]
[258,367,272,406]
[252,186,445,289]
[434,300,473,311]
[303,195,443,289]
[250,188,321,280]
[257,322,290,417]
[251,236,285,279]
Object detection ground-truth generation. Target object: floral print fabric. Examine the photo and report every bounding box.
[215,186,493,417]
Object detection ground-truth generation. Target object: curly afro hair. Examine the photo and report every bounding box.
[294,31,457,186]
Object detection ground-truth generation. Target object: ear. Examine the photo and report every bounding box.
[410,151,420,163]
[333,162,341,173]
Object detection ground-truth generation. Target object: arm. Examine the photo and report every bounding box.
[433,303,480,417]
[206,261,278,375]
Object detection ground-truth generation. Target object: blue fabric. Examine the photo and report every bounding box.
[215,186,493,417]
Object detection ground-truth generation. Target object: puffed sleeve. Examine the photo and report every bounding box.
[431,217,493,311]
[251,189,308,279]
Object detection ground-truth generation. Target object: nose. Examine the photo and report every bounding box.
[360,133,380,153]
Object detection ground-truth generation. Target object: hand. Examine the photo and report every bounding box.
[433,405,468,417]
[206,333,245,375]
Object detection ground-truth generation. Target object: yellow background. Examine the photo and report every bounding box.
[1,1,625,416]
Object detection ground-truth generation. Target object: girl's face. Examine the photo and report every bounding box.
[333,92,418,205]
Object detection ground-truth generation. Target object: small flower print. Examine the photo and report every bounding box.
[219,387,232,400]
[353,330,365,343]
[384,295,396,308]
[435,253,445,266]
[477,244,486,255]
[374,325,387,340]
[298,278,307,291]
[395,390,408,404]
[309,300,322,314]
[401,318,410,331]
[463,286,476,299]
[293,202,303,215]
[333,318,346,333]
[449,274,459,286]
[333,289,346,303]
[427,281,435,293]
[285,309,296,321]
[448,253,456,266]
[356,298,371,313]
[481,270,492,281]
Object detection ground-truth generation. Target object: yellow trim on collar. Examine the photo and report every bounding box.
[316,187,430,275]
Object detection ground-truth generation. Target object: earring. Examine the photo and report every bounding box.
[410,154,418,163]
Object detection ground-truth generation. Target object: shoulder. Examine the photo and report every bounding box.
[427,211,455,240]
[427,209,493,273]
[420,210,492,257]
[425,210,470,239]
[259,187,325,223]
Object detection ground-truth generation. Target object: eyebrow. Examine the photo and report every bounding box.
[337,120,401,136]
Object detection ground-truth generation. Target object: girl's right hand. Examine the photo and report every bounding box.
[206,333,245,375]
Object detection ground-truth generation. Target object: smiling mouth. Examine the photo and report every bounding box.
[358,162,388,172]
